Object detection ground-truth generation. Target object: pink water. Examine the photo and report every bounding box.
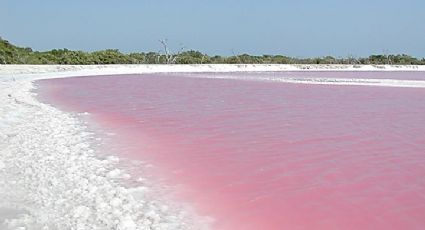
[37,72,425,230]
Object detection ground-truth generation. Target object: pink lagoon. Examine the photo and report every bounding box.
[37,72,425,230]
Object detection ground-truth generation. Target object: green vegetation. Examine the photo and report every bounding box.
[1,37,424,65]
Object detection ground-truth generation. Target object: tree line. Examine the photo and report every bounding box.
[1,37,424,65]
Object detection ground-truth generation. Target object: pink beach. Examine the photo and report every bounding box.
[37,72,425,230]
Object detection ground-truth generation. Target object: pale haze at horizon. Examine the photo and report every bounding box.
[1,0,424,57]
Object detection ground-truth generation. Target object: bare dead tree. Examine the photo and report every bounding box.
[159,39,172,64]
[159,39,186,64]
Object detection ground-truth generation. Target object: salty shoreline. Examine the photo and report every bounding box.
[1,64,425,229]
[2,64,425,77]
[0,76,207,230]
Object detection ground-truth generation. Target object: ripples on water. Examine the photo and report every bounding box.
[37,72,425,230]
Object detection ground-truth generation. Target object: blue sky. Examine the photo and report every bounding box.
[1,0,424,57]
